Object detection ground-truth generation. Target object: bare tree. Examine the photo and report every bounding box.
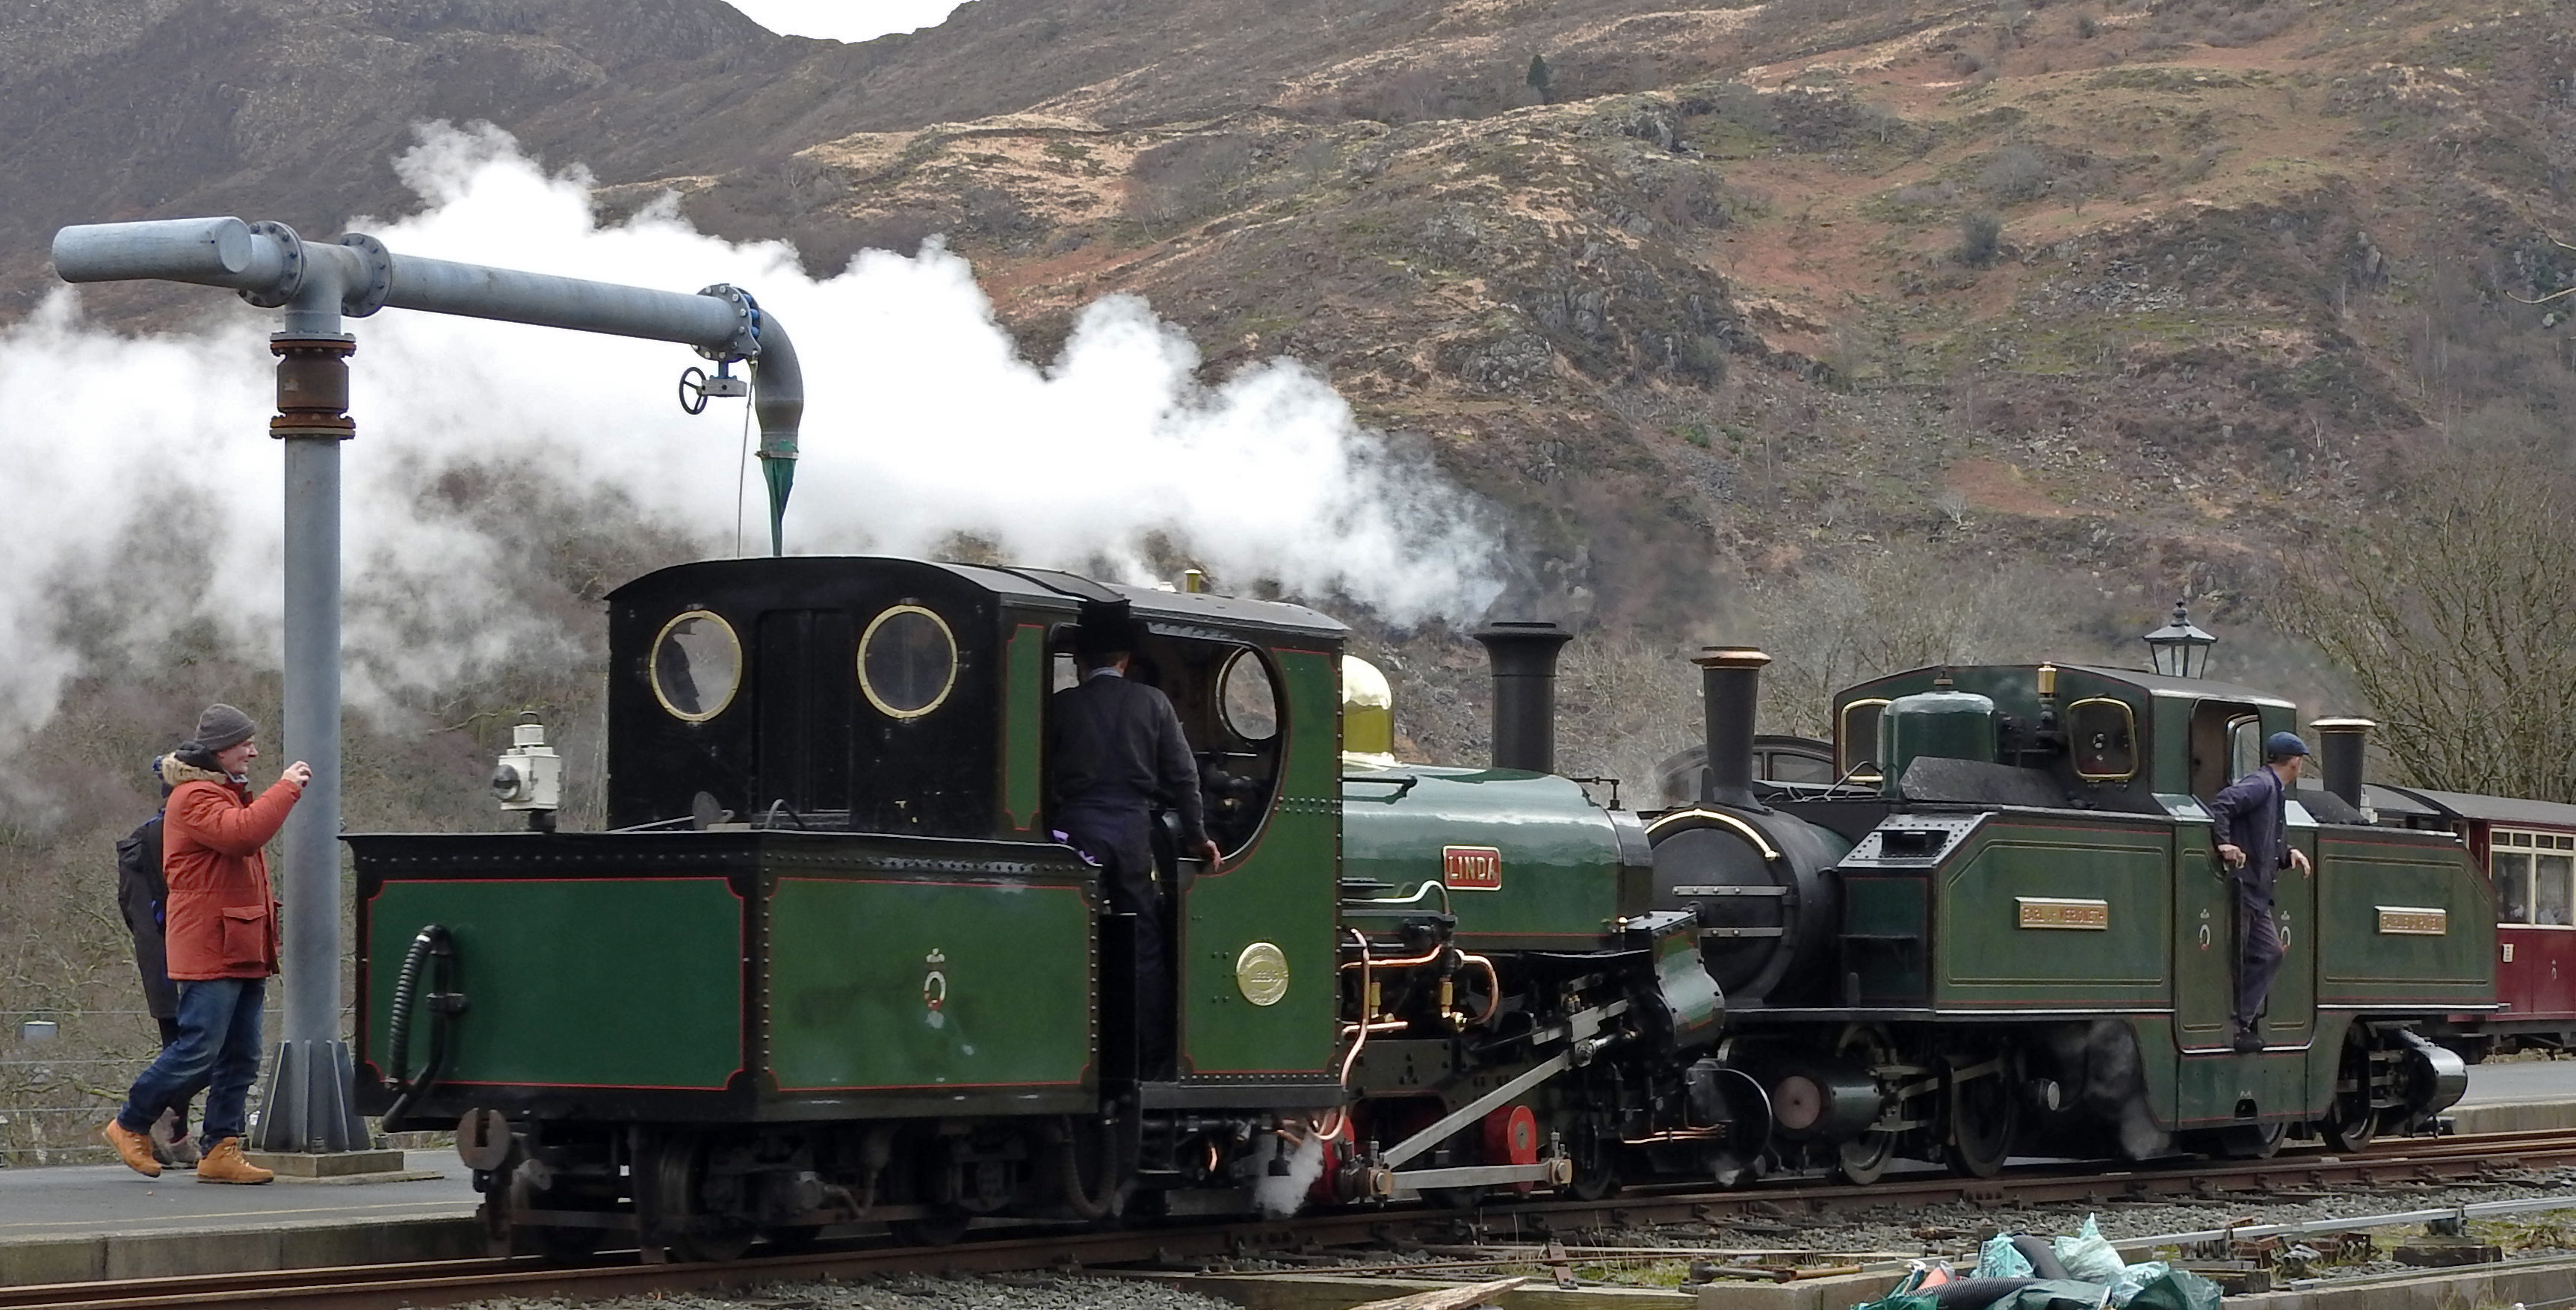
[2276,446,2576,803]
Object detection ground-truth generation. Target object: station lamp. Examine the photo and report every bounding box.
[2142,598,2217,679]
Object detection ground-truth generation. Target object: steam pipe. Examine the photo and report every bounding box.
[1696,647,1772,812]
[52,218,805,549]
[2311,717,2375,810]
[1471,620,1574,773]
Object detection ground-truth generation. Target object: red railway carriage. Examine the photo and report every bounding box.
[2357,785,2576,1054]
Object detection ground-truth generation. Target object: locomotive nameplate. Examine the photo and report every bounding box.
[1235,942,1291,1006]
[2016,897,2109,930]
[2376,906,2449,936]
[1443,845,1503,891]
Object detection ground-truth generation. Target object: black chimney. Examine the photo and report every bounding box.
[1472,622,1575,773]
[1696,647,1772,812]
[2311,717,2374,810]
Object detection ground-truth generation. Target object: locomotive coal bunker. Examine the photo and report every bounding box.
[350,557,2489,1260]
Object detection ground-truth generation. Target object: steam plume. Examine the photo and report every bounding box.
[0,123,1500,745]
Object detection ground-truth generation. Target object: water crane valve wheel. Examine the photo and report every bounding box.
[491,720,562,818]
[677,363,749,415]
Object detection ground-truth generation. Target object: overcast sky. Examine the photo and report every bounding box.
[721,0,966,42]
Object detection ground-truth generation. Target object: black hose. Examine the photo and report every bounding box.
[381,924,459,1133]
[1059,1116,1122,1219]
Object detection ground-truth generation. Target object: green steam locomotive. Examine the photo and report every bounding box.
[352,557,2485,1258]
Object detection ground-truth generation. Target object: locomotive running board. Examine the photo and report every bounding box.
[1377,999,1629,1170]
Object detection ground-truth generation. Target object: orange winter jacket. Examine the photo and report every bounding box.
[158,756,302,980]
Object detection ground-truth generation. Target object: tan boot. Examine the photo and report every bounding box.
[101,1119,162,1178]
[194,1137,273,1184]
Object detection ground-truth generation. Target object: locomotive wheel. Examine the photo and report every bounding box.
[1947,1053,2019,1179]
[1832,1024,1900,1185]
[2325,1028,2383,1152]
[650,1137,756,1262]
[2217,1121,2288,1160]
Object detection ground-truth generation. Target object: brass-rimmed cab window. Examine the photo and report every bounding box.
[858,605,958,720]
[1839,699,1890,782]
[1219,648,1279,742]
[652,611,741,722]
[2066,697,2139,781]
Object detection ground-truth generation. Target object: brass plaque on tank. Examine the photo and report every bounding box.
[2377,906,2449,936]
[1235,942,1291,1007]
[2016,897,2110,930]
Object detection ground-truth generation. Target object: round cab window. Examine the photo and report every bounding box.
[1220,649,1279,742]
[652,611,741,722]
[859,605,959,720]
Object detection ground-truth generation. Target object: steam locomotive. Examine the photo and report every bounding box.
[350,557,2486,1259]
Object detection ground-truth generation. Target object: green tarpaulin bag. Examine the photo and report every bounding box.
[2118,1268,2223,1310]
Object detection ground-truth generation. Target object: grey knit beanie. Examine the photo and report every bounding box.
[191,703,257,753]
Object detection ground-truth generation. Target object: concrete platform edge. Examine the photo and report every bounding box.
[0,1215,481,1287]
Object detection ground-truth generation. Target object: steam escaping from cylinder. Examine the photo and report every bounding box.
[1250,1131,1326,1217]
[0,120,1504,748]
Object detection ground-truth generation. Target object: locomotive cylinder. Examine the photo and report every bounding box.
[1695,647,1772,811]
[1473,621,1575,773]
[2311,717,2375,809]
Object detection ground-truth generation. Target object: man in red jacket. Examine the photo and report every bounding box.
[102,704,309,1183]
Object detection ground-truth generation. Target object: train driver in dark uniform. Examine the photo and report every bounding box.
[1048,599,1223,1076]
[2208,731,2313,1053]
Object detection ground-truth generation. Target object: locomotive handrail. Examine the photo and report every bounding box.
[1343,774,1421,800]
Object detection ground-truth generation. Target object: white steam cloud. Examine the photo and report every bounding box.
[0,123,1500,744]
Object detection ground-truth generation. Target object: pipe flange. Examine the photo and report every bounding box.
[238,221,304,309]
[694,282,762,362]
[336,233,394,317]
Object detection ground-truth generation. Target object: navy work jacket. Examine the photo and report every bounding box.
[2207,765,2294,899]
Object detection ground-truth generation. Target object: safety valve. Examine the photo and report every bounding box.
[491,717,562,832]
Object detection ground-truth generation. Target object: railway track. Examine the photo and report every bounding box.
[10,1128,2575,1310]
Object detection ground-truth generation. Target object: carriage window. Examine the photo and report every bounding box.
[2495,850,2536,924]
[652,611,741,722]
[2066,698,2138,781]
[858,605,958,720]
[2542,852,2576,926]
[1219,649,1279,742]
[1839,699,1890,782]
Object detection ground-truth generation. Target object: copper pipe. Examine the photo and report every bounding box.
[1458,951,1501,1026]
[1316,928,1376,1140]
[1339,945,1449,971]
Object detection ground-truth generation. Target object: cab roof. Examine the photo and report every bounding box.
[608,555,1349,640]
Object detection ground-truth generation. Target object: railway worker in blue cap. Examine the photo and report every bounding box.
[2208,731,2314,1053]
[1048,599,1223,1078]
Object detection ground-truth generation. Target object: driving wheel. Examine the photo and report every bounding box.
[1948,1051,2019,1179]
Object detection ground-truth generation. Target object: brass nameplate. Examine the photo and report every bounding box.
[2377,906,2448,936]
[2017,897,2110,930]
[1234,942,1291,1007]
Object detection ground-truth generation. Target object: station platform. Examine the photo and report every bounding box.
[0,1149,478,1285]
[2448,1054,2576,1134]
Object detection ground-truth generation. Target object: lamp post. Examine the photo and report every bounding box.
[2142,598,2217,678]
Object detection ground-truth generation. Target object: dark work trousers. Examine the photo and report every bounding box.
[2234,880,2284,1031]
[1059,804,1173,1077]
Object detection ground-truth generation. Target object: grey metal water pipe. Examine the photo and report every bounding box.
[52,214,807,1155]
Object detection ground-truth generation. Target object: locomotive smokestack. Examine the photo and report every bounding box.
[2311,717,2375,809]
[1696,647,1771,812]
[1473,621,1574,773]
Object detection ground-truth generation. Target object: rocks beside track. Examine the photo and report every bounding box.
[454,1273,1243,1310]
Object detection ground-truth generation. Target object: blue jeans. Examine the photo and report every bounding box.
[119,977,265,1143]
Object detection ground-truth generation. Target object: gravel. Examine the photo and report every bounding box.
[451,1273,1242,1310]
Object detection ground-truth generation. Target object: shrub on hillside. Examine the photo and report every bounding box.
[1955,209,2004,265]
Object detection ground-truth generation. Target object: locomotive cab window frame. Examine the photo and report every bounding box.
[651,609,744,723]
[1047,622,1290,862]
[1838,699,1891,783]
[856,603,960,720]
[2065,696,2140,782]
[2187,702,2265,800]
